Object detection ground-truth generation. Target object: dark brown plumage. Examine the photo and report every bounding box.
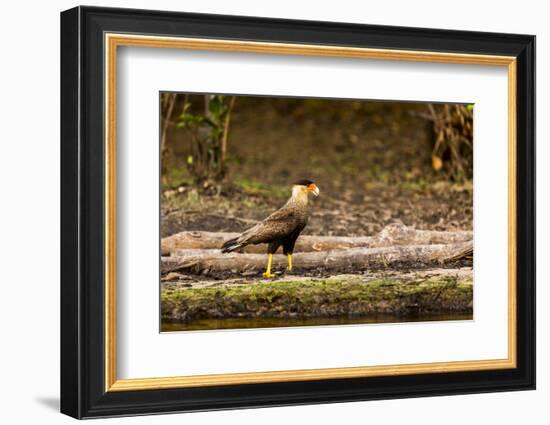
[221,180,319,277]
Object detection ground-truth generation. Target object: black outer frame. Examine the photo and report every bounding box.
[60,5,535,419]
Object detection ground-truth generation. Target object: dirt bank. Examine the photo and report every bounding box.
[162,100,473,238]
[161,272,473,326]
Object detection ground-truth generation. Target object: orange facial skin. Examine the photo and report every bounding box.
[307,184,320,196]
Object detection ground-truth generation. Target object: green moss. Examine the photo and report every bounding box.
[161,276,473,322]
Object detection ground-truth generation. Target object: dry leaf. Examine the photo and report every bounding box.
[432,155,443,171]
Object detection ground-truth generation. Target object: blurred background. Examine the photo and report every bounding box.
[160,93,473,238]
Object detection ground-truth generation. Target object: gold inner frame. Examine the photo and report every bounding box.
[104,33,517,392]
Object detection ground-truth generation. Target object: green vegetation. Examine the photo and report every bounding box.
[234,177,289,200]
[161,276,473,323]
[162,165,194,190]
[161,95,475,193]
[173,94,237,184]
[162,182,279,213]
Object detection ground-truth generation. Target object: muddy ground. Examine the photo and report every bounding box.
[162,99,473,239]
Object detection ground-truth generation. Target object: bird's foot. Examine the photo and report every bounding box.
[262,272,276,278]
[286,267,293,272]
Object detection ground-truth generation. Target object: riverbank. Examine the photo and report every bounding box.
[161,271,473,331]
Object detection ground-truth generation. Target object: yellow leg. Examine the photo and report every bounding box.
[287,254,293,271]
[262,254,275,278]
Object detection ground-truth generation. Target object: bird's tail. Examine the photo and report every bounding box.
[221,237,244,253]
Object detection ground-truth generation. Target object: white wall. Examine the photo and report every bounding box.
[0,1,545,423]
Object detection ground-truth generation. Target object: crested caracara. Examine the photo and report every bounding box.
[221,179,320,277]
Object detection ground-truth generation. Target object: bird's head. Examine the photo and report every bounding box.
[292,179,320,197]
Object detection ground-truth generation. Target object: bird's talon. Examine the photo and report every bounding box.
[262,272,276,278]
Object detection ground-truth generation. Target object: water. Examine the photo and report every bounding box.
[161,312,472,332]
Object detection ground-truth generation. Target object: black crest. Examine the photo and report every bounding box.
[293,179,314,186]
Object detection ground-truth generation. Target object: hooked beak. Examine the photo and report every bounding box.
[307,184,320,196]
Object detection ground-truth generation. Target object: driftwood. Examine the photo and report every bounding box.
[161,221,472,255]
[162,241,473,274]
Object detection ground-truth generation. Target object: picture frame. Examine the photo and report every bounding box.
[60,5,535,419]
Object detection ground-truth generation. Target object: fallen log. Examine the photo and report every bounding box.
[161,221,472,255]
[162,241,473,275]
[162,268,474,289]
[162,232,372,255]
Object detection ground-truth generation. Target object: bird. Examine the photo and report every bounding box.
[221,179,320,278]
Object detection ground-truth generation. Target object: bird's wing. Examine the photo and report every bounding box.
[238,206,300,245]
